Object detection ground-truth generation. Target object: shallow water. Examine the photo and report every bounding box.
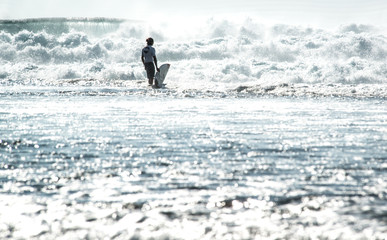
[0,87,386,239]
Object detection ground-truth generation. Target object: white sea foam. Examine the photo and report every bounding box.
[0,17,386,97]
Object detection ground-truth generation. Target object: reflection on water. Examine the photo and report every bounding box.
[0,88,386,239]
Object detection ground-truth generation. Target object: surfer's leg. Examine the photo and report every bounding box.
[149,64,155,85]
[145,63,155,85]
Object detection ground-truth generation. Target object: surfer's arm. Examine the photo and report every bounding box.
[154,56,159,72]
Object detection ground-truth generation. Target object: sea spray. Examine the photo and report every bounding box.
[0,17,386,97]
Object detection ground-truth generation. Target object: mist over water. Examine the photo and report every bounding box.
[0,17,386,97]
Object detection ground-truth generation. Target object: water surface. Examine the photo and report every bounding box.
[1,88,386,239]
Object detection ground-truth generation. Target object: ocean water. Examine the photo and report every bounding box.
[0,18,387,239]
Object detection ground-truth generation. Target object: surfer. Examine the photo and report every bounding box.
[141,37,160,86]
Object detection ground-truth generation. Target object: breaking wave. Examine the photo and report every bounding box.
[0,17,386,97]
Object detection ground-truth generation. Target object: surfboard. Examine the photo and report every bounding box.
[154,63,170,88]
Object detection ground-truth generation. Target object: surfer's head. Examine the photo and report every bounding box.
[146,37,154,45]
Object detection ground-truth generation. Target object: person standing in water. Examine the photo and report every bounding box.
[141,37,160,86]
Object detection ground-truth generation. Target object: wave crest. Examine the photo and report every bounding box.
[0,18,386,96]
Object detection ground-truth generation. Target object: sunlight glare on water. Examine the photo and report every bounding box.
[0,88,386,239]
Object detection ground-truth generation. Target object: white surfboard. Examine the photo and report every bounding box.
[154,63,170,88]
